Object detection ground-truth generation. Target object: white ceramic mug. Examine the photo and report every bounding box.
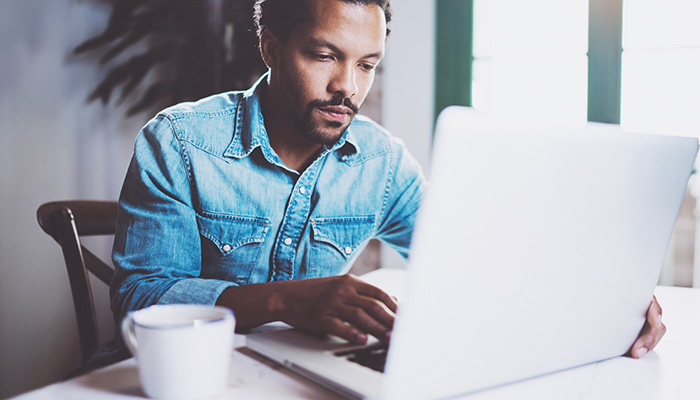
[121,304,235,400]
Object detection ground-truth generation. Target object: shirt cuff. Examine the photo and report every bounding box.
[156,278,236,306]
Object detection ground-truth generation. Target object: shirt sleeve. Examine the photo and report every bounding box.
[110,114,235,322]
[375,138,427,259]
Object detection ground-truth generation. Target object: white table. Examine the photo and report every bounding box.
[11,274,700,399]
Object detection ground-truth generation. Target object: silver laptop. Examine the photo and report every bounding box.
[246,106,698,400]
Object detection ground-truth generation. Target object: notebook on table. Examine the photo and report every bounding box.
[246,106,698,400]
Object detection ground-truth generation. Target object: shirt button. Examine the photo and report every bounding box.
[299,187,306,195]
[284,238,293,246]
[222,244,232,252]
[344,246,352,254]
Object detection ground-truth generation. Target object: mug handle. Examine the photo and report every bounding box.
[121,313,139,356]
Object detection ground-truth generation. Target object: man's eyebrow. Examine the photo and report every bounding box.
[307,37,384,59]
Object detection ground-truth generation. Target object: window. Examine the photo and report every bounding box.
[471,0,589,125]
[621,0,700,136]
[437,0,700,131]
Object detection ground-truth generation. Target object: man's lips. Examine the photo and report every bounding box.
[318,106,352,122]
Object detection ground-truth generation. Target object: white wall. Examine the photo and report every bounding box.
[383,0,435,172]
[0,1,145,397]
[381,0,436,268]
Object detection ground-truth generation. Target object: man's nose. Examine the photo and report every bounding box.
[329,63,358,99]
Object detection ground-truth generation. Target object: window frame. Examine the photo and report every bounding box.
[435,0,625,124]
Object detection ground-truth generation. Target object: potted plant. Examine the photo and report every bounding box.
[74,0,267,116]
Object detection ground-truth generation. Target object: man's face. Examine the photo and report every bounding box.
[274,0,386,146]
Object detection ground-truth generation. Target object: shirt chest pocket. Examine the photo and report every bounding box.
[197,212,270,285]
[309,216,375,277]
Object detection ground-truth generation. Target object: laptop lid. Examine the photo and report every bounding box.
[381,106,698,399]
[247,106,698,400]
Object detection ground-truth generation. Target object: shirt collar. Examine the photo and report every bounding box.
[330,128,360,162]
[223,72,361,161]
[223,74,268,159]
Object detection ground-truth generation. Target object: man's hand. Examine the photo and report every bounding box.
[275,274,397,344]
[628,295,666,358]
[216,274,397,344]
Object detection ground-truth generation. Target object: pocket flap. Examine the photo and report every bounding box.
[197,212,270,256]
[310,216,375,258]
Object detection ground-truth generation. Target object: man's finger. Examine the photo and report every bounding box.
[354,280,399,313]
[630,323,665,359]
[649,295,663,328]
[337,304,392,342]
[629,322,653,358]
[350,295,396,330]
[320,316,369,344]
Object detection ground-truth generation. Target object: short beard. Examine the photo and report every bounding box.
[293,96,360,146]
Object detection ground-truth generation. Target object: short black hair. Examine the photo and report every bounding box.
[253,0,392,40]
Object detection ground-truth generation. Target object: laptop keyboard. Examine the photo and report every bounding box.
[335,342,389,373]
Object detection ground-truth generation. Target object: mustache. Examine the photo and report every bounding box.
[310,96,359,115]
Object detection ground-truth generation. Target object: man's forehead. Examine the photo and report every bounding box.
[295,0,387,52]
[306,36,385,59]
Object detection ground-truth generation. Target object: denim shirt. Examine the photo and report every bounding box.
[110,75,425,320]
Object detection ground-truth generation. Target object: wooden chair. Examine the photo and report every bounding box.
[36,200,118,364]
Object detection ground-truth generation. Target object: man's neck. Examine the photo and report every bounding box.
[267,130,324,173]
[260,81,324,173]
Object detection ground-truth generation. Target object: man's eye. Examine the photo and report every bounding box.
[360,63,376,72]
[315,54,333,61]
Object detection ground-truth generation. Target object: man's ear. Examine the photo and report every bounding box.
[259,29,280,69]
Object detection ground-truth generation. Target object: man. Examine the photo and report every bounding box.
[111,0,415,348]
[107,0,663,368]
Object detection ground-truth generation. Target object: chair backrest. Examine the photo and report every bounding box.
[36,200,118,364]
